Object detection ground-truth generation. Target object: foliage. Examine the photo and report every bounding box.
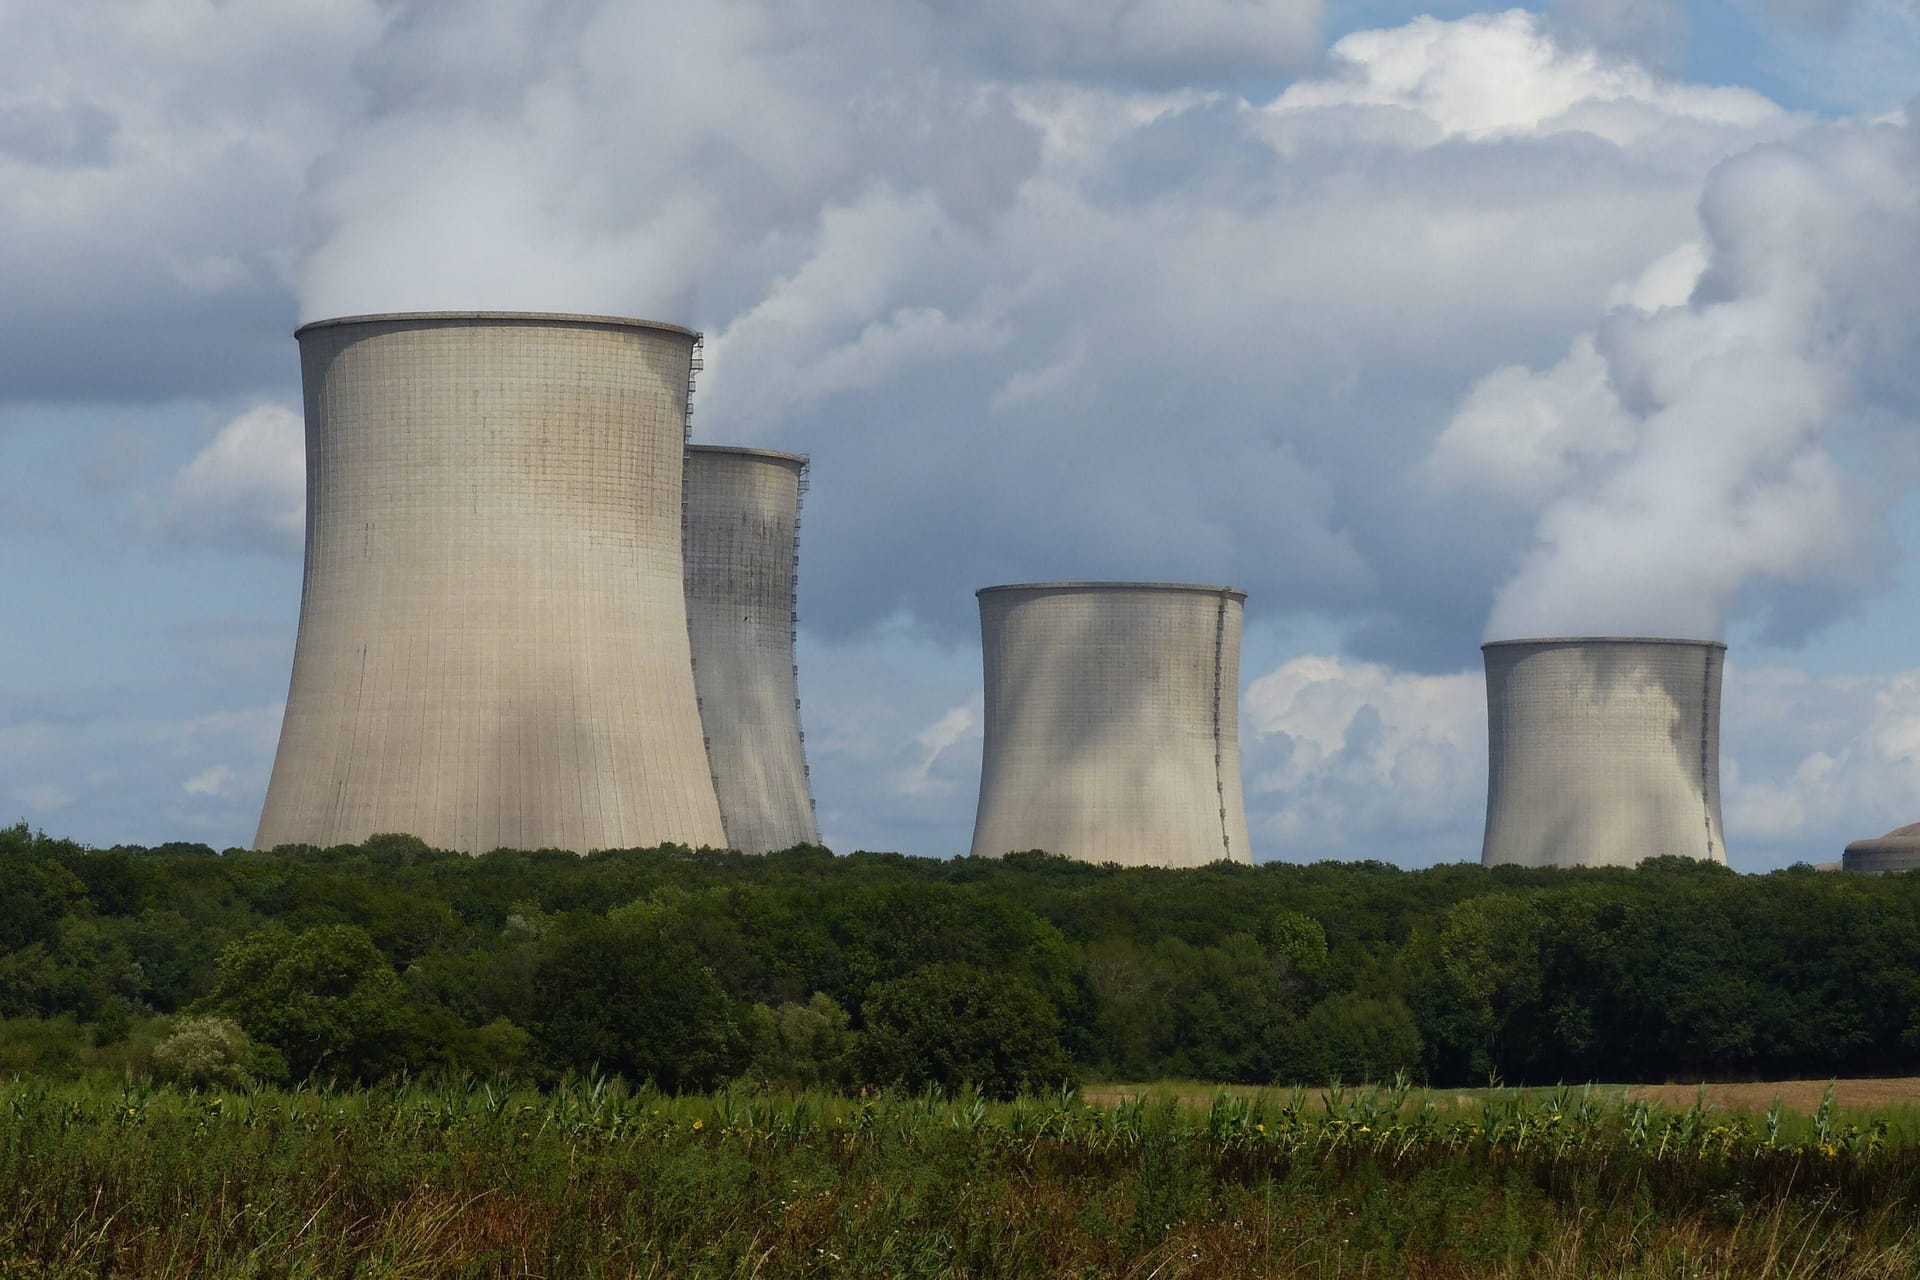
[855,963,1075,1098]
[531,908,744,1091]
[742,992,854,1088]
[1275,992,1424,1085]
[203,923,403,1081]
[150,1016,256,1089]
[4,824,1920,1089]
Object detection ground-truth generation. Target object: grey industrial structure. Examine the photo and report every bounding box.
[255,312,726,854]
[1842,825,1920,873]
[683,445,820,853]
[969,582,1251,868]
[1480,637,1727,868]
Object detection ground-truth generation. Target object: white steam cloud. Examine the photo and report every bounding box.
[1437,107,1920,642]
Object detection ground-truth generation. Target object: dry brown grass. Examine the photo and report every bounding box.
[1089,1077,1920,1116]
[1626,1078,1920,1111]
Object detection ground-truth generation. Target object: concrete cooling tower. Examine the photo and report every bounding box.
[969,582,1251,868]
[683,445,819,853]
[1481,637,1727,868]
[255,312,726,855]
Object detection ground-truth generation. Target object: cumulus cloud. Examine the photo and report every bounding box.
[1442,107,1920,642]
[0,0,380,401]
[1272,10,1773,142]
[1721,664,1920,862]
[1244,655,1486,861]
[160,404,304,556]
[283,4,1803,659]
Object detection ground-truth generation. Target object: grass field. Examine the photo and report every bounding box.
[5,1075,1920,1278]
[1087,1077,1920,1138]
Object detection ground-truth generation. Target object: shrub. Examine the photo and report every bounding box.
[151,1017,255,1089]
[1276,992,1424,1085]
[532,913,743,1091]
[855,963,1076,1099]
[743,993,855,1088]
[203,924,406,1081]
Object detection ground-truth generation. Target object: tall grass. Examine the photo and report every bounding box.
[2,1076,1916,1277]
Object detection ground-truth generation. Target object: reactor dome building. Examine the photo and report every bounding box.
[683,444,820,853]
[255,312,726,855]
[1842,825,1920,873]
[1480,637,1727,868]
[969,582,1251,868]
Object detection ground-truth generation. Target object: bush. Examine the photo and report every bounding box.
[855,963,1075,1099]
[151,1017,255,1089]
[1275,992,1424,1085]
[203,924,406,1081]
[743,993,855,1088]
[532,912,743,1091]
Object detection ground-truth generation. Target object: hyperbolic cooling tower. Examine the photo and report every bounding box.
[969,582,1251,867]
[255,312,726,854]
[1480,637,1727,868]
[683,445,820,853]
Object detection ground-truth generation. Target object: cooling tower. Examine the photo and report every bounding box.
[255,312,726,855]
[969,582,1251,867]
[1480,637,1727,868]
[683,445,819,853]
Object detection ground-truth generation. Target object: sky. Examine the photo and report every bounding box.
[4,0,1920,869]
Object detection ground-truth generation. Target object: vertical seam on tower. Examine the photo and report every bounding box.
[683,335,730,850]
[793,456,818,831]
[1212,590,1231,858]
[1701,646,1715,858]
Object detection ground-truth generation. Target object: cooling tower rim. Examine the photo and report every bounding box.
[1482,636,1727,651]
[688,444,810,466]
[294,311,699,340]
[977,581,1247,600]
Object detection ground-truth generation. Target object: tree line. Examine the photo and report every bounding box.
[2,821,1914,1095]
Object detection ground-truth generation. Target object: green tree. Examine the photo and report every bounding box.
[203,924,405,1081]
[1275,992,1424,1084]
[855,963,1075,1099]
[742,993,855,1088]
[532,911,743,1091]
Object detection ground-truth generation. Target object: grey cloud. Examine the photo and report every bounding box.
[0,98,116,167]
[924,0,1323,86]
[1092,98,1282,208]
[1546,0,1691,68]
[0,2,378,403]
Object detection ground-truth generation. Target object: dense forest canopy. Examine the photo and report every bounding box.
[2,822,1915,1095]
